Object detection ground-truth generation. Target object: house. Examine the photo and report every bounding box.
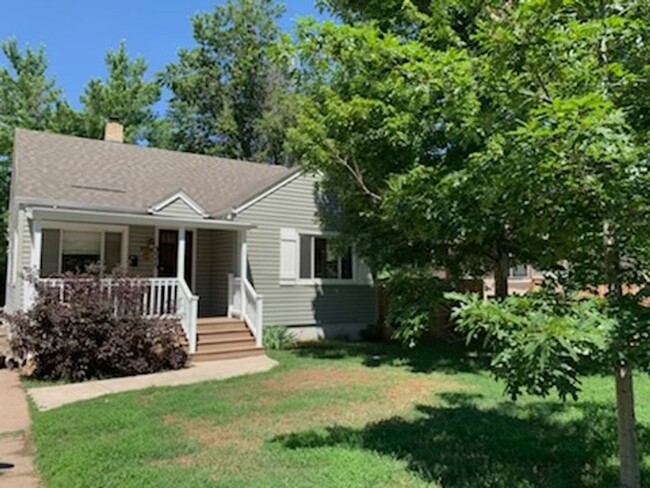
[4,123,377,361]
[484,265,545,296]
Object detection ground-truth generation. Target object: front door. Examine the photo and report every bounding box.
[158,230,194,288]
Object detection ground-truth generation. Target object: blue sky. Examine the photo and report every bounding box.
[0,1,326,112]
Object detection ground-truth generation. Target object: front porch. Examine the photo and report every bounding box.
[21,207,265,358]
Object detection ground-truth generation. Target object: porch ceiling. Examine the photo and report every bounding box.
[25,205,256,231]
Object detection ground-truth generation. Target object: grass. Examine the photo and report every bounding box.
[29,341,650,487]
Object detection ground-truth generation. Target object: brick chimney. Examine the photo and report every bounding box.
[104,118,124,143]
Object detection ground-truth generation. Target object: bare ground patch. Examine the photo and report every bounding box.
[162,366,465,471]
[258,366,377,394]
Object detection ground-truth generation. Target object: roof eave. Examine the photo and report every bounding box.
[25,205,256,231]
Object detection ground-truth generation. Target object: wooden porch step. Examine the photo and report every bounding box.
[187,316,265,362]
[191,346,266,362]
[197,317,249,334]
[196,341,259,354]
[197,323,248,334]
[197,341,257,353]
[197,317,245,326]
[197,332,253,345]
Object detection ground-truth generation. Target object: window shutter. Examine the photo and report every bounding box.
[280,228,299,282]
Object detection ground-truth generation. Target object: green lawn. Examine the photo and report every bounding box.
[29,341,650,487]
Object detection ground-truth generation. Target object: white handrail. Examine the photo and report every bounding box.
[242,277,258,300]
[177,278,199,353]
[228,273,264,347]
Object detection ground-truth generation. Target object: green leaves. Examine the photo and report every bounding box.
[290,20,483,273]
[0,39,78,266]
[449,292,615,401]
[162,0,295,164]
[79,41,161,144]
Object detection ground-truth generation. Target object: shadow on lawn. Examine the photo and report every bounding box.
[292,340,488,374]
[272,393,650,488]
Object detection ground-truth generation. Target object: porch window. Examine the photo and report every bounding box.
[41,227,125,276]
[62,231,101,272]
[299,235,353,281]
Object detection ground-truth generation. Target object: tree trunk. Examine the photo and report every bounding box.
[605,221,642,488]
[494,251,509,299]
[615,364,641,488]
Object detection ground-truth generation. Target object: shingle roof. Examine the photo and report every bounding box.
[12,129,298,217]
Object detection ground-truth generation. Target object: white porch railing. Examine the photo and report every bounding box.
[227,273,264,347]
[176,278,199,353]
[39,277,199,353]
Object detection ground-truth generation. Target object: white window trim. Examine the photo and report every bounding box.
[280,229,360,286]
[41,221,129,274]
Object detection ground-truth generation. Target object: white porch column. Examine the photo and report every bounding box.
[177,227,186,282]
[25,219,42,308]
[240,230,248,318]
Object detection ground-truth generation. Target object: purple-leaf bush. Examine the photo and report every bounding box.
[5,270,187,381]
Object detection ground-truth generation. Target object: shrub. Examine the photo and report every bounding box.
[5,271,187,381]
[360,322,395,342]
[385,270,451,344]
[263,325,296,350]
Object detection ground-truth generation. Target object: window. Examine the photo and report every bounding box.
[41,226,125,276]
[299,235,353,281]
[62,230,101,272]
[509,264,530,278]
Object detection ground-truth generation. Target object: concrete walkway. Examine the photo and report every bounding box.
[29,355,278,411]
[0,370,40,488]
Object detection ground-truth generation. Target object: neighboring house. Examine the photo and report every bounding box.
[5,124,376,361]
[484,265,544,296]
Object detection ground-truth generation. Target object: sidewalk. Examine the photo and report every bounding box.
[29,355,278,411]
[0,370,40,488]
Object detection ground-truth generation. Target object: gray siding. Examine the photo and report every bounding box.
[213,230,236,316]
[127,226,155,276]
[9,210,35,311]
[195,229,235,317]
[8,210,31,310]
[237,174,377,327]
[156,198,202,219]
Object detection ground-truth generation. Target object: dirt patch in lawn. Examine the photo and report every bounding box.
[164,367,464,464]
[258,367,376,394]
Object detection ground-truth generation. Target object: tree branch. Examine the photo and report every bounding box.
[335,153,382,203]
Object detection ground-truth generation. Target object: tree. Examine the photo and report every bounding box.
[292,2,650,486]
[0,39,76,298]
[0,39,73,182]
[162,0,295,164]
[464,6,650,483]
[78,41,161,144]
[290,12,539,299]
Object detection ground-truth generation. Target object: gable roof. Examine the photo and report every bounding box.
[149,190,210,218]
[12,129,299,218]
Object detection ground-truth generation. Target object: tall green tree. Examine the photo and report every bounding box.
[290,13,530,297]
[0,39,76,293]
[162,0,295,164]
[292,2,650,486]
[0,39,73,179]
[78,41,161,144]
